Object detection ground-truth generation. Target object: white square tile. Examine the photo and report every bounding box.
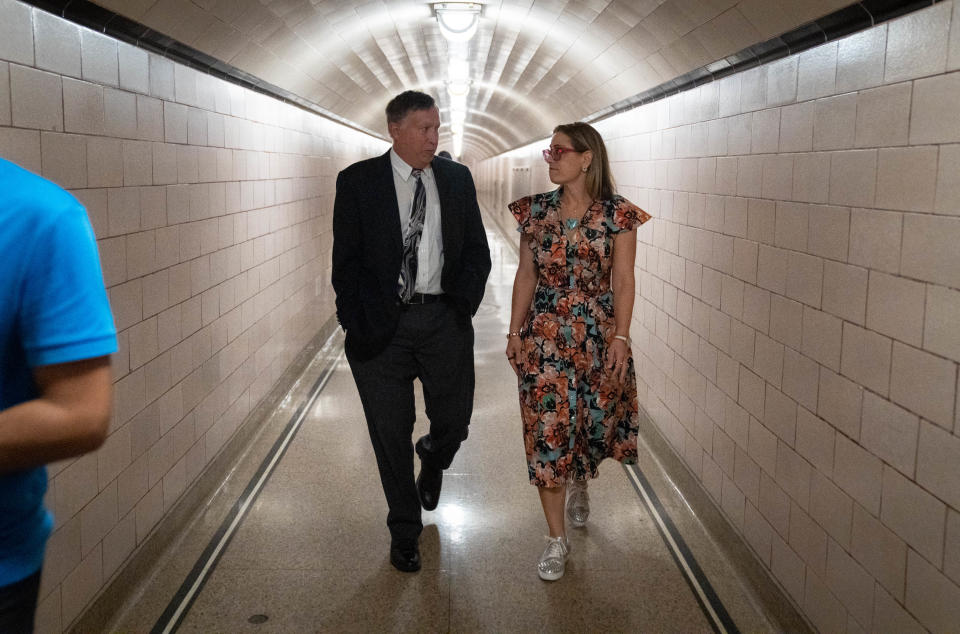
[123,140,153,187]
[752,108,780,154]
[766,56,797,107]
[737,155,763,197]
[797,42,837,102]
[855,82,912,148]
[779,102,813,153]
[80,28,118,87]
[774,201,808,252]
[792,152,830,204]
[807,204,848,262]
[40,132,86,189]
[876,146,938,213]
[727,113,752,155]
[861,392,919,476]
[802,307,842,372]
[841,322,892,396]
[761,155,792,200]
[837,24,887,93]
[99,89,136,140]
[63,78,104,136]
[822,261,867,326]
[891,344,957,430]
[10,64,63,132]
[164,102,189,144]
[741,65,767,112]
[757,245,788,298]
[813,94,856,151]
[829,150,877,208]
[747,199,775,244]
[884,1,950,83]
[866,272,926,347]
[149,54,175,100]
[769,292,803,348]
[118,41,149,94]
[33,8,81,77]
[910,72,960,145]
[87,136,123,188]
[901,214,960,288]
[0,128,42,174]
[849,208,902,274]
[784,251,822,308]
[136,95,165,142]
[733,238,758,285]
[0,0,35,66]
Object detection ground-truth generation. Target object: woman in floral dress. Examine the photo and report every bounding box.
[505,122,651,581]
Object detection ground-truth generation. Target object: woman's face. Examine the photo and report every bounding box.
[545,132,591,187]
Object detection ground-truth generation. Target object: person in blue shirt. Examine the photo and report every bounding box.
[0,157,117,632]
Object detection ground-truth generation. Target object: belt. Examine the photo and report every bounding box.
[402,292,444,305]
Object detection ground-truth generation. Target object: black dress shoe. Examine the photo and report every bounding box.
[416,465,443,511]
[390,538,421,572]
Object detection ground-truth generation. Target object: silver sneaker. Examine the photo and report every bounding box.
[566,480,590,528]
[537,535,570,581]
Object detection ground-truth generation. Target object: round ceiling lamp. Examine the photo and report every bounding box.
[433,3,482,43]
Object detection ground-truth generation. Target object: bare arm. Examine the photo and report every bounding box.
[0,356,113,474]
[505,234,539,375]
[608,228,638,382]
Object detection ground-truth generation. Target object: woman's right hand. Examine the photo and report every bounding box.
[505,335,523,376]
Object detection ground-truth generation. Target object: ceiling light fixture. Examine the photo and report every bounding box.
[446,81,470,98]
[433,3,482,43]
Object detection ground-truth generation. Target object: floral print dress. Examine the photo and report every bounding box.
[509,189,651,488]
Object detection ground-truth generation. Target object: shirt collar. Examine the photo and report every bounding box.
[390,148,432,181]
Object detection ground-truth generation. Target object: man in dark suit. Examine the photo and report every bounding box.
[331,91,491,572]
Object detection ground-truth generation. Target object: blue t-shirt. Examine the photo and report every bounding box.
[0,158,117,587]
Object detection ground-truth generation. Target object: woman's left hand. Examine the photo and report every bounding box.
[605,337,630,383]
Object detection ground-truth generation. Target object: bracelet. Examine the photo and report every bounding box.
[613,334,630,344]
[506,330,522,339]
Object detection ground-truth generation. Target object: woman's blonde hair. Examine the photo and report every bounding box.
[553,122,615,200]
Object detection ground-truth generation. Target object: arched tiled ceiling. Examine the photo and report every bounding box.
[91,0,858,161]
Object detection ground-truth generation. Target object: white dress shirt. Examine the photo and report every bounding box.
[391,149,444,295]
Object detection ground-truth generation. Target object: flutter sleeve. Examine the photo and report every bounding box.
[508,195,535,235]
[611,195,652,233]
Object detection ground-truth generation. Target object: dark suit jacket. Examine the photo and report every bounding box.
[331,151,492,361]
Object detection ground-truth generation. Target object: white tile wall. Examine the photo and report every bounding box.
[0,3,388,632]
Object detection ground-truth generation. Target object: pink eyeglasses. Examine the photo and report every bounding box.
[542,146,580,162]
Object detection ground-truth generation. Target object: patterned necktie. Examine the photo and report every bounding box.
[399,168,426,302]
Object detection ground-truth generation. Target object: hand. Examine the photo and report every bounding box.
[605,337,630,384]
[505,335,523,376]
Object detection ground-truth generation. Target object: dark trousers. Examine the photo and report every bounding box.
[347,299,475,542]
[0,571,41,633]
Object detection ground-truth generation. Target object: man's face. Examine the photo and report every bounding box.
[389,106,440,169]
